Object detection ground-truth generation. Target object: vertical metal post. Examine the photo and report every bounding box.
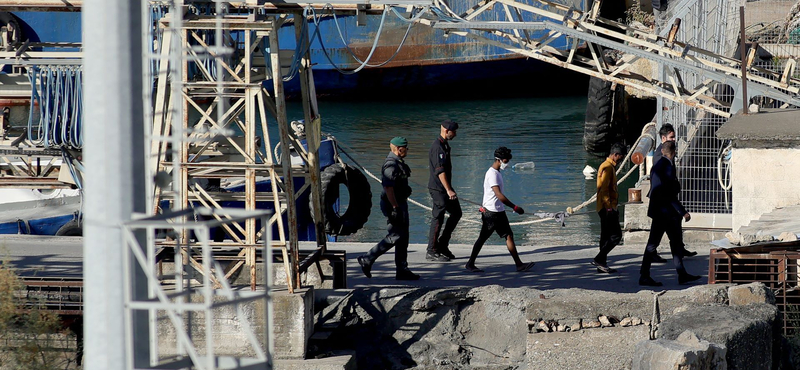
[294,14,327,252]
[738,6,749,115]
[246,86,258,290]
[270,18,300,289]
[83,0,150,368]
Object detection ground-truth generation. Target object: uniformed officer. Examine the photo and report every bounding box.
[357,137,420,281]
[427,120,461,262]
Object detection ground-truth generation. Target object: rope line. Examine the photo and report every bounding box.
[331,136,642,227]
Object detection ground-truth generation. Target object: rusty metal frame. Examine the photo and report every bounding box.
[18,277,83,316]
[423,0,800,118]
[709,241,800,336]
[152,11,327,292]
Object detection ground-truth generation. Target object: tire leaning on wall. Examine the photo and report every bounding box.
[311,163,372,236]
[584,76,621,156]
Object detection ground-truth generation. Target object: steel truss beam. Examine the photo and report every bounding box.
[423,0,800,117]
[151,11,330,294]
[122,208,273,370]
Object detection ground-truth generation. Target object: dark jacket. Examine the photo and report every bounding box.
[428,136,452,192]
[650,142,678,176]
[381,152,412,203]
[648,156,686,219]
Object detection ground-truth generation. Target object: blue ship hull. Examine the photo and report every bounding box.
[8,0,583,96]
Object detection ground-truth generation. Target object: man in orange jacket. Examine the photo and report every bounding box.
[592,143,625,273]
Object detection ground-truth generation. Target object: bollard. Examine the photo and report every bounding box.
[628,188,642,203]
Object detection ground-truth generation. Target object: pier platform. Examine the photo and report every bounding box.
[1,235,711,292]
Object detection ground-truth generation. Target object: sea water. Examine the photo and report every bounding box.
[284,96,637,247]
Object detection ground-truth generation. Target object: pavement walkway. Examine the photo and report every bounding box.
[324,241,713,293]
[0,235,714,294]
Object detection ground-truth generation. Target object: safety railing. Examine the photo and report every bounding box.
[709,241,800,336]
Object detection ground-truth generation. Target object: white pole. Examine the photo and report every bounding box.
[83,0,149,368]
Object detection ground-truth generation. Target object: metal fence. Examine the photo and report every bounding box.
[709,242,800,336]
[658,0,743,215]
[659,0,800,215]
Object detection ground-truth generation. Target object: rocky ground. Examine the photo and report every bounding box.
[306,241,794,369]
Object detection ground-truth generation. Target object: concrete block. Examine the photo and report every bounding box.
[632,331,726,370]
[526,286,729,326]
[728,283,776,306]
[274,287,315,359]
[624,202,651,230]
[155,288,314,360]
[156,293,270,358]
[274,350,356,370]
[526,325,650,370]
[658,303,778,370]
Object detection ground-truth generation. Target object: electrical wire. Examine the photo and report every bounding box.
[307,5,416,74]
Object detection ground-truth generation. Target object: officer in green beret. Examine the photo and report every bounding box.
[357,137,420,280]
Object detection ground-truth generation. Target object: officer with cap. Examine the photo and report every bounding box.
[427,119,462,262]
[357,137,420,281]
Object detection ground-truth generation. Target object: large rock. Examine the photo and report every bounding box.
[526,286,730,324]
[658,304,778,370]
[728,283,776,306]
[632,331,727,370]
[314,286,543,370]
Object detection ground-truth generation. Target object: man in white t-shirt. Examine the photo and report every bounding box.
[465,147,535,273]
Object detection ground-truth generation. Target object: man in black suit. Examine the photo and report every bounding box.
[651,123,675,172]
[639,141,701,286]
[650,123,697,260]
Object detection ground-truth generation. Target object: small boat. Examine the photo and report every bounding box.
[0,189,81,235]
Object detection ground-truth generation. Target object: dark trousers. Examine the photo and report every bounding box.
[468,211,512,264]
[363,200,409,271]
[640,216,686,277]
[594,209,622,265]
[427,190,462,253]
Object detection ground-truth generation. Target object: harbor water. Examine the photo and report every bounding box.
[286,95,639,247]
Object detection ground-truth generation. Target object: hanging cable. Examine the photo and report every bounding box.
[307,5,417,75]
[717,142,733,210]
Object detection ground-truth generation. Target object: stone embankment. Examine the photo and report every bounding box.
[313,283,782,369]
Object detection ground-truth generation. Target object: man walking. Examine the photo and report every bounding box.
[639,141,702,286]
[427,120,461,262]
[592,143,625,273]
[465,147,535,273]
[357,137,420,281]
[650,123,697,259]
[651,123,675,169]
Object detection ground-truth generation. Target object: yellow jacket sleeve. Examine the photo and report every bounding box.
[596,165,614,211]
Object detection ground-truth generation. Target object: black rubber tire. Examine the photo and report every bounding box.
[584,76,617,156]
[55,218,82,237]
[312,164,371,236]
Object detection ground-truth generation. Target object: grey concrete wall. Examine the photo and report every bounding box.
[156,287,314,361]
[731,148,800,232]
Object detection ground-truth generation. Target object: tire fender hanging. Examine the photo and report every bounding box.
[311,164,372,236]
[55,217,82,236]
